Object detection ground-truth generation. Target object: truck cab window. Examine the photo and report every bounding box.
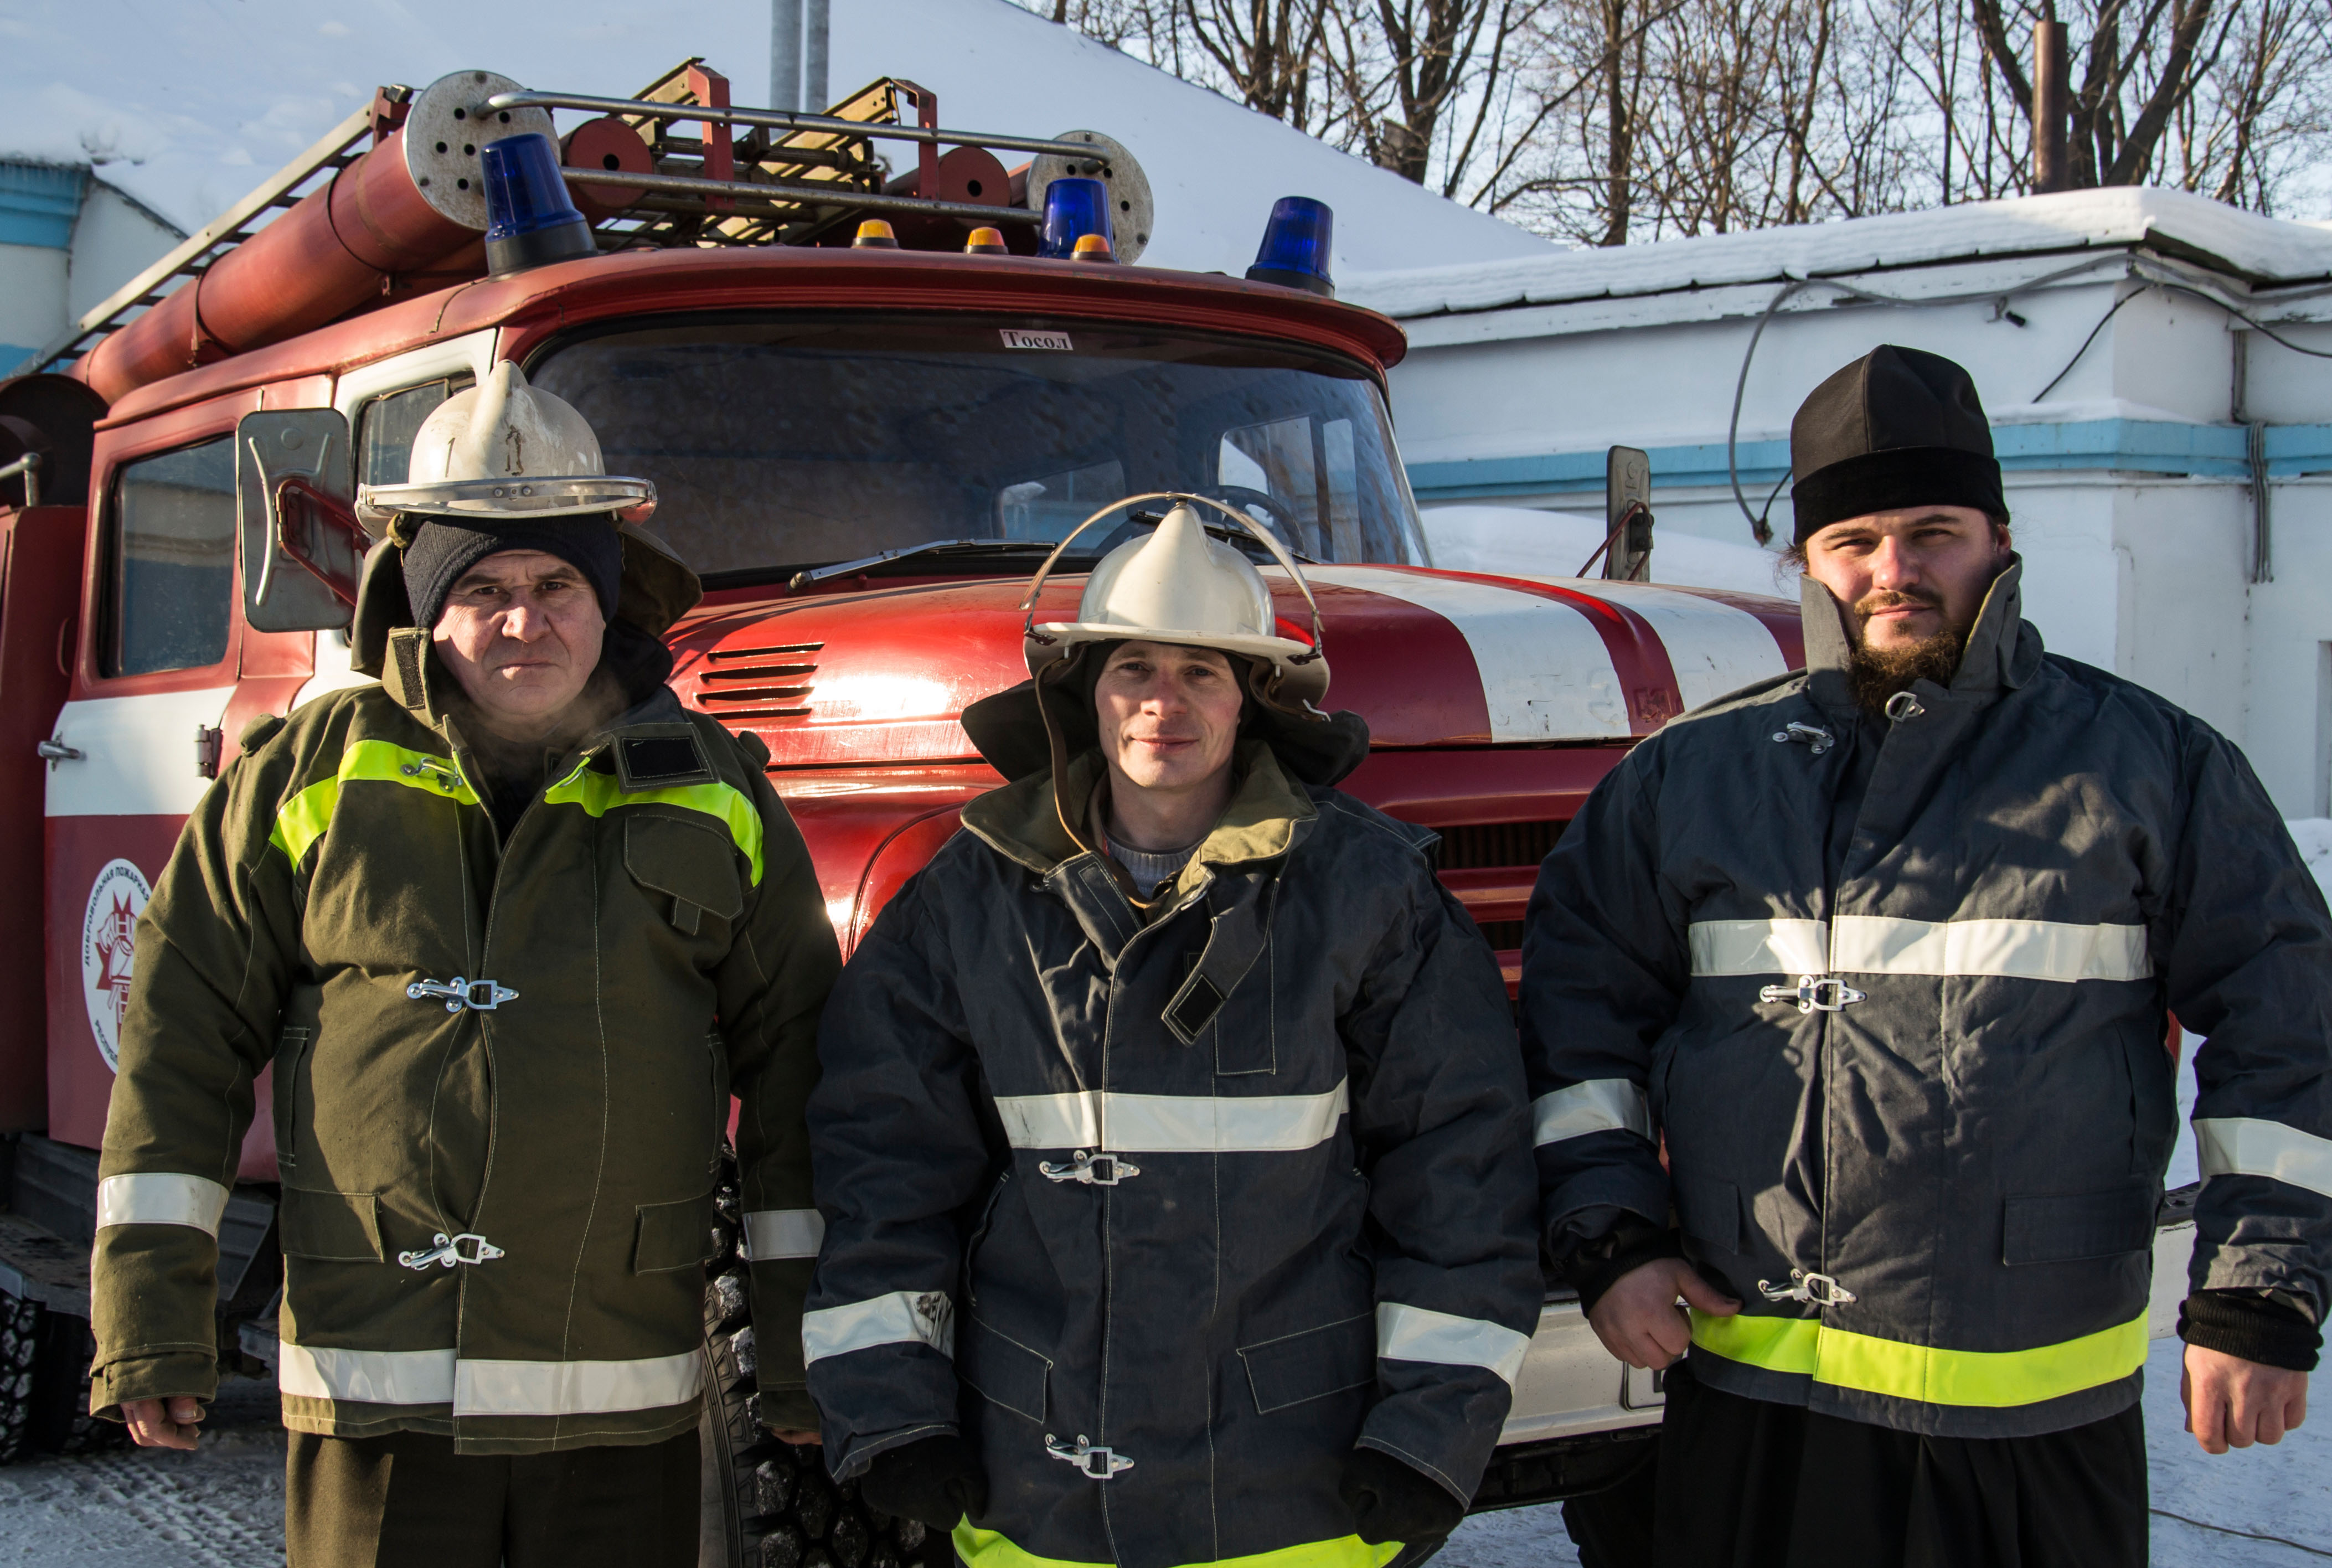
[359,378,471,486]
[105,439,235,676]
[998,460,1127,539]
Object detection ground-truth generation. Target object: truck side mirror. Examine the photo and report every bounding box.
[238,410,360,631]
[1604,445,1653,582]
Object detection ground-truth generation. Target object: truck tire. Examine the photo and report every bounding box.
[0,1292,37,1464]
[699,1260,948,1568]
[32,1310,123,1456]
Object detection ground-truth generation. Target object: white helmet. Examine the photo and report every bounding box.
[355,360,655,528]
[1021,494,1330,708]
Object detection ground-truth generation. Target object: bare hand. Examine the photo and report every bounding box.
[121,1396,205,1451]
[2183,1343,2309,1454]
[1586,1257,1741,1369]
[772,1428,822,1446]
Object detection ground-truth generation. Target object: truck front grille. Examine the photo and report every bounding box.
[1436,819,1562,871]
[696,642,822,720]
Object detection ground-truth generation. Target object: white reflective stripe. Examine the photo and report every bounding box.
[744,1208,827,1261]
[1532,1080,1652,1146]
[1544,580,1790,712]
[801,1291,957,1364]
[1300,566,1629,742]
[95,1173,231,1235]
[1689,919,1829,976]
[277,1345,701,1414]
[2196,1117,2332,1200]
[1830,916,2151,981]
[1686,916,2150,982]
[993,1079,1350,1153]
[1376,1302,1531,1387]
[278,1344,456,1405]
[453,1351,703,1416]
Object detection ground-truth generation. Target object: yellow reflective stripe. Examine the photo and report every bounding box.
[952,1522,1403,1568]
[269,777,339,865]
[1690,1310,2149,1408]
[267,739,479,864]
[541,762,765,886]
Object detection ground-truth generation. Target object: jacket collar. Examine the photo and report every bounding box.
[963,739,1318,882]
[384,625,693,776]
[1800,553,2042,716]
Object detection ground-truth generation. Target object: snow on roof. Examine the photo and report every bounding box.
[0,0,1548,275]
[1343,188,2332,322]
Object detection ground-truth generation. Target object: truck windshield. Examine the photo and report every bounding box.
[528,314,1429,582]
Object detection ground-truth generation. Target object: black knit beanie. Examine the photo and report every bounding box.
[401,515,624,628]
[1788,345,2008,545]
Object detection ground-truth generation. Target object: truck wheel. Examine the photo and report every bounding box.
[32,1310,122,1456]
[0,1292,37,1464]
[699,1261,950,1568]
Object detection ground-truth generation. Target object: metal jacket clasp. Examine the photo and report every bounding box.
[1771,721,1834,755]
[1758,974,1866,1014]
[399,759,467,793]
[398,1232,505,1270]
[408,977,519,1013]
[1039,1150,1141,1186]
[1758,1268,1857,1306]
[1045,1433,1134,1478]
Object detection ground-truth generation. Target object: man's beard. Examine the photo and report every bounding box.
[1845,589,1967,716]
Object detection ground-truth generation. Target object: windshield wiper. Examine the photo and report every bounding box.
[788,538,1067,589]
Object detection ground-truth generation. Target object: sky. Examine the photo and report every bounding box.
[0,0,1551,276]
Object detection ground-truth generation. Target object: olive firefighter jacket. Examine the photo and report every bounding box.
[1523,559,2332,1440]
[90,636,838,1453]
[805,741,1542,1568]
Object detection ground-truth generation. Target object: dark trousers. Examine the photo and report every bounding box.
[285,1427,700,1568]
[1649,1359,2147,1568]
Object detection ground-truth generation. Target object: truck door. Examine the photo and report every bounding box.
[43,412,252,1156]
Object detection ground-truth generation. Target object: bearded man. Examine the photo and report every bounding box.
[1520,345,2330,1565]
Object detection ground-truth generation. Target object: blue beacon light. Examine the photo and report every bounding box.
[1245,197,1335,297]
[481,133,597,277]
[1039,177,1113,260]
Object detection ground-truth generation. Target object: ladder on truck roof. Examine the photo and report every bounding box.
[22,93,399,378]
[25,63,1133,380]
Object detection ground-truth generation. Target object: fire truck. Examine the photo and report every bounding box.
[0,58,1841,1565]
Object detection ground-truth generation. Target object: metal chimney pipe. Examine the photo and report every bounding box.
[772,0,804,110]
[2034,20,2070,194]
[804,0,830,116]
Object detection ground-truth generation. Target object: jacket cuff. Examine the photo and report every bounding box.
[755,1384,818,1433]
[89,1351,219,1420]
[2180,1290,2321,1373]
[1569,1217,1685,1314]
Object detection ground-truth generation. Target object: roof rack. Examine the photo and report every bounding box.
[22,62,1143,378]
[23,91,406,376]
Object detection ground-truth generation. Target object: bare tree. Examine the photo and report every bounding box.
[1010,0,2332,241]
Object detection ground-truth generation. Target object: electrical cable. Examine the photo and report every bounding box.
[2031,286,2147,403]
[1724,254,2129,544]
[2149,1505,2332,1559]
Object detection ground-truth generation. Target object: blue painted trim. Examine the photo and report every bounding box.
[0,346,40,378]
[0,163,88,250]
[1407,419,2332,502]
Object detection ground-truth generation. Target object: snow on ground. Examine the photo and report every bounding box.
[0,1346,2319,1567]
[1421,505,1797,599]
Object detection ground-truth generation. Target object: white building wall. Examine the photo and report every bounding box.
[1353,191,2332,816]
[66,183,181,322]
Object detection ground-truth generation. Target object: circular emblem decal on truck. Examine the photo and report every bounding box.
[82,859,151,1071]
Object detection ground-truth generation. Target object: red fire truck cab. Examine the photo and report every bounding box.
[0,61,1809,1561]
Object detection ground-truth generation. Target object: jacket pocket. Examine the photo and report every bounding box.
[2003,1184,2156,1266]
[626,814,744,936]
[1237,1311,1375,1415]
[271,1024,314,1171]
[634,1190,719,1273]
[958,1314,1051,1422]
[1676,1175,1742,1254]
[279,1188,384,1263]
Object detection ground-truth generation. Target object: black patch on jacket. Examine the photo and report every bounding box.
[616,729,714,791]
